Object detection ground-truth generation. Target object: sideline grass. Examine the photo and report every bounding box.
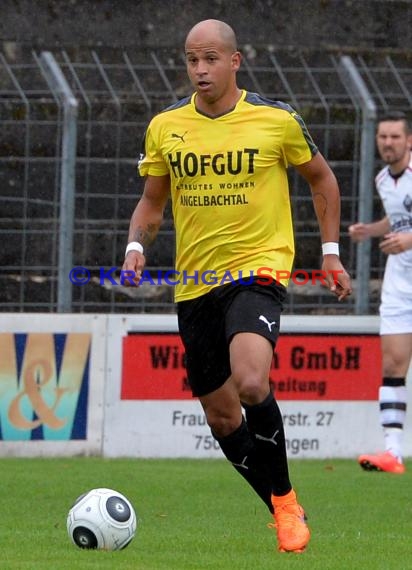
[1,457,411,569]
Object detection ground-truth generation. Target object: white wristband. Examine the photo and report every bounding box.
[125,241,144,256]
[322,242,340,256]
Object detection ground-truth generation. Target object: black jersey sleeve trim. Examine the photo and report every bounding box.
[140,129,147,154]
[161,95,192,113]
[244,91,294,112]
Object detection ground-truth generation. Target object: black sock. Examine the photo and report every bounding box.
[243,393,292,496]
[213,417,274,513]
[383,377,405,387]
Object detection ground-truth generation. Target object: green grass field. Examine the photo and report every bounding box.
[1,457,411,570]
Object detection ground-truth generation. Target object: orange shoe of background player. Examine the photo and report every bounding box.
[358,450,405,474]
[269,489,310,553]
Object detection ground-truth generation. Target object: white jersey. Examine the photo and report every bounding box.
[376,154,412,308]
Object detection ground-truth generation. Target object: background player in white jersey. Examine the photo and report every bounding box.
[349,111,412,473]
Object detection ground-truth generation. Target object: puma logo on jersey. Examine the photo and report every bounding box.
[259,315,277,332]
[172,131,187,143]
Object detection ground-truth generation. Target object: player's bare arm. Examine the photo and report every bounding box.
[380,231,412,255]
[349,216,390,241]
[296,153,340,241]
[122,174,170,286]
[296,152,352,301]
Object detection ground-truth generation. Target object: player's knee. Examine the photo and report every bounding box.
[383,354,409,377]
[236,376,268,405]
[207,414,240,438]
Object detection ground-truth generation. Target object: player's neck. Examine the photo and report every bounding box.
[388,150,411,176]
[195,87,243,118]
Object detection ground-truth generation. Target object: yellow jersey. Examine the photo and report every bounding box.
[138,90,317,301]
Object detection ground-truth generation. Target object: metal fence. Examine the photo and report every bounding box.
[1,47,411,314]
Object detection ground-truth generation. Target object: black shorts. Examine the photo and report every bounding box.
[177,278,286,397]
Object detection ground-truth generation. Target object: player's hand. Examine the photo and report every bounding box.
[321,256,352,301]
[380,232,412,255]
[348,223,370,242]
[121,251,146,286]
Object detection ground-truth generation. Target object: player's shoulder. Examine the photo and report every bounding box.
[376,164,390,185]
[161,95,192,114]
[149,96,192,125]
[244,91,295,115]
[243,92,308,132]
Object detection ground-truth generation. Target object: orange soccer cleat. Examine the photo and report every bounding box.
[269,489,310,553]
[358,450,405,474]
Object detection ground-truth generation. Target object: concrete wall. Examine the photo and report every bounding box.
[1,0,411,52]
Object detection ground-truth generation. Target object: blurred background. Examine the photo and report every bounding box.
[1,0,411,314]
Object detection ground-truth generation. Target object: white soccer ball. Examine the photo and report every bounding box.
[67,488,137,550]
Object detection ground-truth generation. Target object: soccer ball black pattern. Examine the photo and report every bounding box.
[67,488,137,550]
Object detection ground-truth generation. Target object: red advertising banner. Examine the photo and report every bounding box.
[121,333,381,401]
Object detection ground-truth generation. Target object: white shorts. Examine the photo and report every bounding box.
[380,292,412,335]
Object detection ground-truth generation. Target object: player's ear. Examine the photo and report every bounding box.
[231,51,242,72]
